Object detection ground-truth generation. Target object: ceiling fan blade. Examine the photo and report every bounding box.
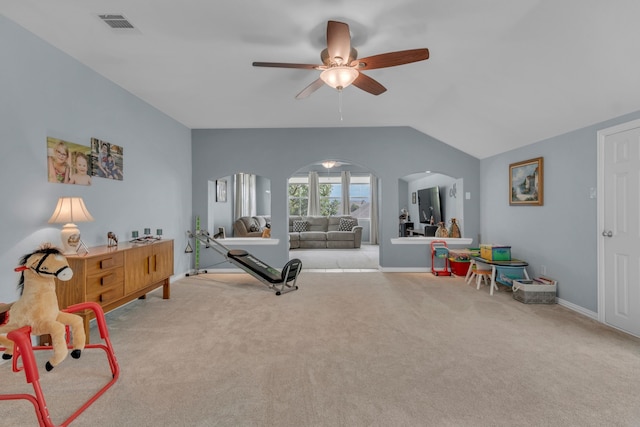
[352,48,429,70]
[252,62,321,70]
[295,78,325,100]
[326,20,351,65]
[352,73,387,96]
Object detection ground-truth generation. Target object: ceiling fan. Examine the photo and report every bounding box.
[252,20,429,99]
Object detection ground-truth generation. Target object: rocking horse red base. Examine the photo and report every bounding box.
[0,244,119,426]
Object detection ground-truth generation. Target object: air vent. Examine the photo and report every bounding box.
[98,14,135,29]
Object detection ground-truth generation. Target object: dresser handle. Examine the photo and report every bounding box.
[100,258,114,269]
[101,274,114,286]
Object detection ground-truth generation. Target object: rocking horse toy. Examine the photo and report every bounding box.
[0,243,85,371]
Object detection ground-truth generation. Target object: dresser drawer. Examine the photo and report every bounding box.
[86,282,124,306]
[86,252,124,276]
[86,268,125,294]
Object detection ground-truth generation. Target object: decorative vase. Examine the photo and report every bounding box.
[435,222,448,238]
[449,218,461,238]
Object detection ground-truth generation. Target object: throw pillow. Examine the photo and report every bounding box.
[293,220,309,232]
[249,224,261,232]
[338,217,358,231]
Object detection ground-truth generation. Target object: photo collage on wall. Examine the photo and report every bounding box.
[46,136,124,185]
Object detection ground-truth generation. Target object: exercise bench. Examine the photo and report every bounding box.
[187,230,302,295]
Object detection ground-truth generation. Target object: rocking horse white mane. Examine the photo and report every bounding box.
[0,243,86,371]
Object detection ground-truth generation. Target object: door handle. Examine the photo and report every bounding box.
[602,230,613,237]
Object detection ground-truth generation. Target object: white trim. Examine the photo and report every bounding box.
[380,267,431,273]
[390,237,472,245]
[596,118,640,325]
[557,298,598,320]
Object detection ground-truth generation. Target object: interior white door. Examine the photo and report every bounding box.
[600,122,640,338]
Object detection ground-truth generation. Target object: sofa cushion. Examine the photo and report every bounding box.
[234,215,272,237]
[237,216,261,233]
[338,217,358,231]
[299,231,327,241]
[252,216,270,230]
[306,216,329,232]
[327,231,356,241]
[293,220,309,232]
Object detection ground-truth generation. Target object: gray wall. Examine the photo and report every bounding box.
[0,16,192,303]
[480,109,640,313]
[192,127,481,270]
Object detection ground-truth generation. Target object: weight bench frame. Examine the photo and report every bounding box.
[187,230,301,295]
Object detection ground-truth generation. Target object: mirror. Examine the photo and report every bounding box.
[417,186,442,224]
[208,173,271,237]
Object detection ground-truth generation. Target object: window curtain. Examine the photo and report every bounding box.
[341,170,351,215]
[234,173,256,218]
[307,171,320,216]
[370,174,379,244]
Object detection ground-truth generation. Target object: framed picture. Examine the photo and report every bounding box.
[509,157,543,206]
[46,137,92,185]
[412,192,417,204]
[90,137,124,181]
[216,179,227,202]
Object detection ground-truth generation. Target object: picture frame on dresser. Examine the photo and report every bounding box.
[509,157,543,206]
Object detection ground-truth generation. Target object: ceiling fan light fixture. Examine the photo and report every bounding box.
[322,160,337,169]
[320,66,359,90]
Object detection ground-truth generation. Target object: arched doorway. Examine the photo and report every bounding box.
[287,159,379,270]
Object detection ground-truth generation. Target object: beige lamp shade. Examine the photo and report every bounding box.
[48,197,94,254]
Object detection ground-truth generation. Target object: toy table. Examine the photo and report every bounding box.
[472,257,529,296]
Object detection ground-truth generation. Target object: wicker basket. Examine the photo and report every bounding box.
[512,279,557,304]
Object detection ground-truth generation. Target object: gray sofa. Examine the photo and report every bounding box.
[233,215,271,237]
[288,216,363,249]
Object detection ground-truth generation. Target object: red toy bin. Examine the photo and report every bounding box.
[449,259,470,276]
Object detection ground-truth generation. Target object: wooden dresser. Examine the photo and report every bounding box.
[51,239,174,342]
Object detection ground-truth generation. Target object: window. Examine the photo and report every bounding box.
[319,176,341,216]
[349,176,371,219]
[289,175,371,219]
[288,178,308,216]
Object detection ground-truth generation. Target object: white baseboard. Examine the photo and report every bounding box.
[557,298,598,320]
[380,267,431,273]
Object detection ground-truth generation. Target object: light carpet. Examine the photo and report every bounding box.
[2,272,640,427]
[289,244,379,271]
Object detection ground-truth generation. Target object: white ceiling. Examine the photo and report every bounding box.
[3,1,640,159]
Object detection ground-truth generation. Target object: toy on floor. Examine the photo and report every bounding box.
[0,243,85,371]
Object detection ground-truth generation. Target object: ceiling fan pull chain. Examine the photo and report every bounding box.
[339,89,344,121]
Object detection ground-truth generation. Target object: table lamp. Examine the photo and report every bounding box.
[48,197,94,254]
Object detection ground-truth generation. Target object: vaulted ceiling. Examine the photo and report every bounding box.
[3,1,640,159]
